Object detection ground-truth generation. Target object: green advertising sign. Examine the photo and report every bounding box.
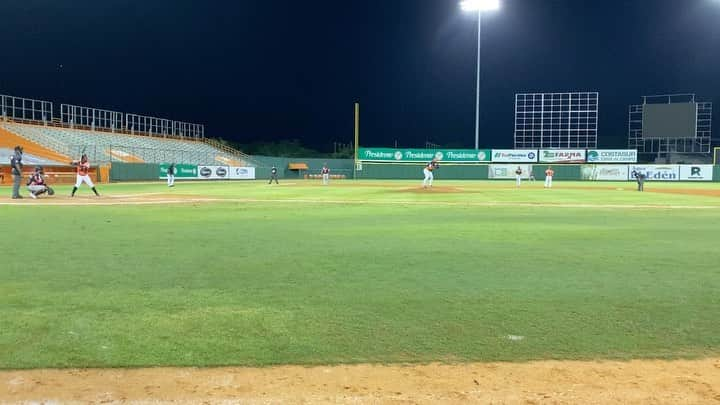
[358,148,491,162]
[159,163,198,178]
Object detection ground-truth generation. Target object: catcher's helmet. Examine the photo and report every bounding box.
[35,166,43,173]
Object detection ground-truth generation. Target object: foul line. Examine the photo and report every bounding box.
[1,197,718,210]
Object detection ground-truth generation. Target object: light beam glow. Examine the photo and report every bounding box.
[460,0,500,12]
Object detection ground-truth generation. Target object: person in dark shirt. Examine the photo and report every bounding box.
[10,146,23,199]
[631,170,646,192]
[269,166,279,184]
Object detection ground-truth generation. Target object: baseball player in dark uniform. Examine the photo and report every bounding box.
[269,166,279,184]
[10,146,23,199]
[26,166,54,199]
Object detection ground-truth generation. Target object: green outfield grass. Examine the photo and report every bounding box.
[1,180,719,369]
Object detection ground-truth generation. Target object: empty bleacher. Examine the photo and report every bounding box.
[0,122,252,166]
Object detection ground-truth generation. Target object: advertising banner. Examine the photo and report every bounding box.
[491,149,538,163]
[629,165,679,181]
[159,163,198,179]
[581,165,629,181]
[227,166,256,180]
[358,148,490,163]
[357,147,491,162]
[586,149,637,163]
[539,149,586,163]
[197,165,230,180]
[488,164,533,179]
[679,165,713,181]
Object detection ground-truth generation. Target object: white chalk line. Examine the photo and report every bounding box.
[1,196,718,210]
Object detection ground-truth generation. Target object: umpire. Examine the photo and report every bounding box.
[632,170,646,192]
[269,166,279,184]
[10,145,24,199]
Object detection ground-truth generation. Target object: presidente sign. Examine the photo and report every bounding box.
[539,149,586,163]
[491,149,538,163]
[587,149,637,163]
[159,163,198,179]
[358,148,491,162]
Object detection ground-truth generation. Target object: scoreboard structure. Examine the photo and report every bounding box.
[628,94,712,155]
[514,92,599,149]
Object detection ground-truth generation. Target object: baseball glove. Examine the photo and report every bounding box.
[47,187,55,196]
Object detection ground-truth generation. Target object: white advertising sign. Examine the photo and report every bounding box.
[489,164,533,179]
[581,165,629,181]
[539,149,586,163]
[197,165,230,180]
[586,149,637,163]
[491,149,538,163]
[679,165,713,181]
[629,165,679,181]
[228,166,256,180]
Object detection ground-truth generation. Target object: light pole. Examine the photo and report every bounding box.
[460,0,500,150]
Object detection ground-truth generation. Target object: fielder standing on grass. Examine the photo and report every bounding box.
[321,163,330,185]
[167,163,176,187]
[70,154,100,197]
[10,145,23,199]
[544,166,554,188]
[515,166,522,187]
[422,158,439,189]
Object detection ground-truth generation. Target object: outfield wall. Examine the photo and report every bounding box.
[110,162,160,182]
[355,163,488,180]
[104,161,720,182]
[251,156,354,179]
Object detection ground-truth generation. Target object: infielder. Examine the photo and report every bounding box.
[515,166,522,187]
[70,154,100,197]
[544,166,554,188]
[26,166,54,199]
[167,163,176,187]
[422,159,438,188]
[321,164,330,185]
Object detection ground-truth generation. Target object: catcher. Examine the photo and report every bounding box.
[70,153,100,197]
[26,166,55,199]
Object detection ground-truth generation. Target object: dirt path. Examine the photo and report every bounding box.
[2,359,719,404]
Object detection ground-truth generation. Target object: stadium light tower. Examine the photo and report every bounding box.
[460,0,500,149]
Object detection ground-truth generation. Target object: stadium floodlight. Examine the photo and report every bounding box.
[460,0,500,11]
[460,0,500,149]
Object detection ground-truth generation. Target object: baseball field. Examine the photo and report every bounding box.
[1,179,719,403]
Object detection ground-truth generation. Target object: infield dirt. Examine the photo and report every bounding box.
[2,358,719,404]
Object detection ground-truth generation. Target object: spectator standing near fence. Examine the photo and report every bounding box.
[10,146,24,199]
[544,166,554,188]
[321,164,330,185]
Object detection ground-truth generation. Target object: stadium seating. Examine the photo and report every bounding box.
[0,122,250,166]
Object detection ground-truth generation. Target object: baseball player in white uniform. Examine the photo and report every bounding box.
[71,154,100,197]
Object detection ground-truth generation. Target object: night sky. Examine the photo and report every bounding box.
[1,0,719,151]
